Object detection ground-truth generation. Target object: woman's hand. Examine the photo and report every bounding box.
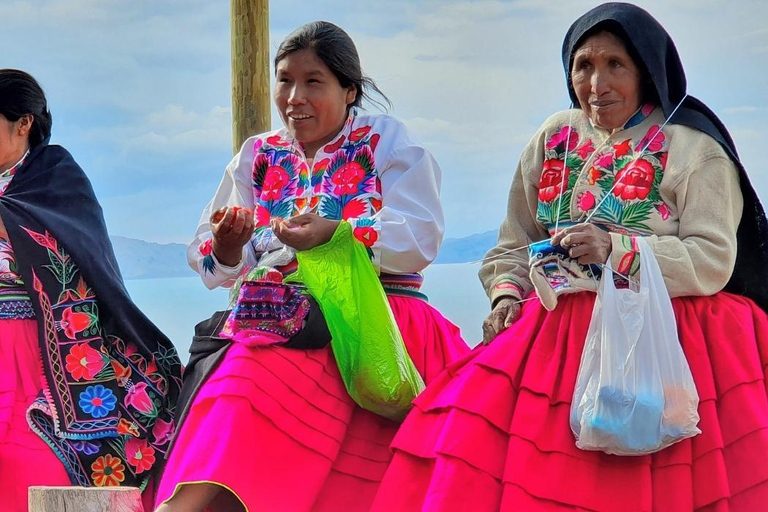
[210,206,254,266]
[551,223,612,266]
[481,297,522,344]
[272,214,340,251]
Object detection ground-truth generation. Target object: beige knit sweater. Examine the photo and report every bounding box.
[480,106,743,308]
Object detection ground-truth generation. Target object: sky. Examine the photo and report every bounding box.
[1,0,766,244]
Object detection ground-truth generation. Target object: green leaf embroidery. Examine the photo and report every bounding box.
[620,201,653,229]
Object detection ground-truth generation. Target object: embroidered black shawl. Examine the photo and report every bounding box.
[0,142,183,487]
[561,2,768,313]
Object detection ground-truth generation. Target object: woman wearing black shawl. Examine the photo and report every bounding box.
[0,69,182,511]
[371,3,768,511]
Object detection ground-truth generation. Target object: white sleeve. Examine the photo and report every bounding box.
[187,139,281,289]
[348,143,444,274]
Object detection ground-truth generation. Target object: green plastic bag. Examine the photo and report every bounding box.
[286,222,425,421]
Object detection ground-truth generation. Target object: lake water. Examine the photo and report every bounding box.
[125,263,489,363]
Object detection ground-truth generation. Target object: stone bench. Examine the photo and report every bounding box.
[28,486,143,512]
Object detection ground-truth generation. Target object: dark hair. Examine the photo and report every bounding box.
[275,21,391,111]
[569,21,658,106]
[0,69,52,148]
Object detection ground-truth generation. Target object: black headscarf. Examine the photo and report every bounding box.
[562,2,768,312]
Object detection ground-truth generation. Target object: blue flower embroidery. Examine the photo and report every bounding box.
[72,440,100,455]
[79,384,117,418]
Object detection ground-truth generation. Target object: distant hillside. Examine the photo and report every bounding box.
[435,229,497,264]
[110,236,193,280]
[110,229,498,280]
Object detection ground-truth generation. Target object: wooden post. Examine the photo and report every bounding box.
[28,486,143,512]
[231,0,271,154]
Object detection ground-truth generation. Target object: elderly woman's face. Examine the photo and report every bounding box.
[571,31,642,131]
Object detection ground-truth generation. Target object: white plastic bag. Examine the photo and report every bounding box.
[570,238,701,455]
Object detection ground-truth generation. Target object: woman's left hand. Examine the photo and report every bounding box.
[551,223,612,265]
[272,214,340,251]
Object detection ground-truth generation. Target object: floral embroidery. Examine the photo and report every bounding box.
[59,306,96,339]
[125,381,157,417]
[199,238,216,275]
[65,343,107,381]
[152,418,174,445]
[537,127,588,225]
[354,225,378,247]
[72,440,100,455]
[577,191,596,212]
[613,158,656,200]
[20,223,182,488]
[117,418,141,437]
[251,126,383,254]
[125,438,156,474]
[539,159,571,203]
[79,385,117,418]
[589,124,670,230]
[91,454,126,487]
[349,126,371,142]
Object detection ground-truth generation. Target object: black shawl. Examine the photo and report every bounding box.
[0,142,183,487]
[562,2,768,312]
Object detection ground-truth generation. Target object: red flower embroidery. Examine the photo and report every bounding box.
[60,307,93,339]
[354,226,378,247]
[65,343,105,381]
[656,203,671,220]
[577,191,596,212]
[638,125,666,152]
[595,152,614,169]
[91,455,125,487]
[262,165,290,201]
[117,418,141,437]
[587,167,602,185]
[613,159,656,200]
[576,140,595,159]
[324,135,346,153]
[538,159,570,203]
[314,158,330,173]
[349,126,372,142]
[125,438,156,474]
[659,152,668,170]
[369,133,381,153]
[152,418,174,445]
[125,382,156,415]
[266,135,290,147]
[613,139,632,158]
[546,126,579,151]
[331,162,365,195]
[198,239,212,256]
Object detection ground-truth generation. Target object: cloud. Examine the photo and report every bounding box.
[722,106,765,115]
[3,0,767,242]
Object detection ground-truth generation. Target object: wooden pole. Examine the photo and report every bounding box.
[231,0,271,154]
[28,487,142,512]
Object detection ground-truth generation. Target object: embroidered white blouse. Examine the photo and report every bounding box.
[188,110,445,289]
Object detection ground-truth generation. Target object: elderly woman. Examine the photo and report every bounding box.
[155,21,468,512]
[371,3,768,511]
[0,69,182,511]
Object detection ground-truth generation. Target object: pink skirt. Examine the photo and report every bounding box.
[371,292,768,512]
[0,319,71,512]
[156,296,469,511]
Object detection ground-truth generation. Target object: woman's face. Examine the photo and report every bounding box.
[274,48,357,158]
[0,113,31,172]
[571,31,643,131]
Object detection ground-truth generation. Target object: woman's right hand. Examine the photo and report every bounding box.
[481,297,521,344]
[210,206,255,267]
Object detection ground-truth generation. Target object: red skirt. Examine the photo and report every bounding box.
[155,296,469,511]
[372,292,768,511]
[0,319,72,511]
